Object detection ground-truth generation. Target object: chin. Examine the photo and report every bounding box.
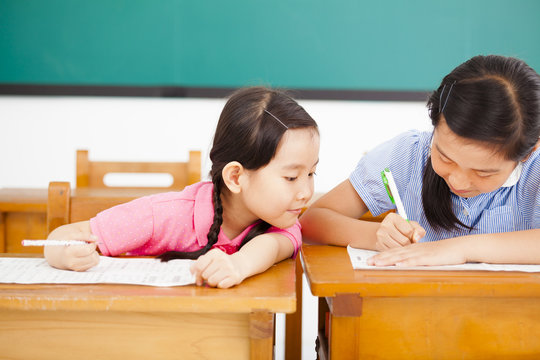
[268,218,296,230]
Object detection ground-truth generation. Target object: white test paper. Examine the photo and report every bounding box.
[347,246,540,272]
[0,256,196,286]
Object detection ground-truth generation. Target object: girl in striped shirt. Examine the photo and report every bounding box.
[301,55,540,266]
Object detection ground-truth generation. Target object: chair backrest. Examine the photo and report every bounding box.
[76,149,201,190]
[47,181,160,234]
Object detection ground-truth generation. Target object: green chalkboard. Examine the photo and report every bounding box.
[1,0,539,92]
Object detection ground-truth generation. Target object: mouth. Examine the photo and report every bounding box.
[448,184,471,196]
[287,208,303,215]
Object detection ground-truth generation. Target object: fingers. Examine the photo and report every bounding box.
[375,213,427,251]
[67,251,100,272]
[190,249,241,288]
[59,233,99,244]
[62,243,100,271]
[65,242,98,257]
[367,240,455,267]
[409,221,426,243]
[367,248,413,266]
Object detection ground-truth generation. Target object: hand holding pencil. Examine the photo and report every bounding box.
[42,220,101,272]
[373,168,425,251]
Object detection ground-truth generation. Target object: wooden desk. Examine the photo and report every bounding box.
[301,244,540,360]
[0,254,296,360]
[0,188,166,253]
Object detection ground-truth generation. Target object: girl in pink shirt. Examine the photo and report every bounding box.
[45,86,320,288]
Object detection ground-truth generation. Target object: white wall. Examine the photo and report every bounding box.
[1,96,432,191]
[0,95,433,360]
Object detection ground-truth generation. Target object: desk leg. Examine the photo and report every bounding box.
[250,310,274,360]
[327,294,363,360]
[285,255,302,360]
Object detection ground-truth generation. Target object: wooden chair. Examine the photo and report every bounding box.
[47,181,161,233]
[76,149,201,190]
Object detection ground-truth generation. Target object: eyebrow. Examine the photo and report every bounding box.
[435,144,500,173]
[282,159,319,170]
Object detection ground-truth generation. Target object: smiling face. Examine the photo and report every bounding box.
[238,128,320,229]
[431,118,518,198]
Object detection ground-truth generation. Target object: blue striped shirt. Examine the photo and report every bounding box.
[349,130,540,242]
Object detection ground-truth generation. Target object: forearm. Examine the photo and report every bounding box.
[462,229,540,264]
[300,207,380,249]
[231,233,294,281]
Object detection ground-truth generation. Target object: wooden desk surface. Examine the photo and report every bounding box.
[0,254,296,314]
[0,188,48,212]
[0,187,171,210]
[301,244,540,297]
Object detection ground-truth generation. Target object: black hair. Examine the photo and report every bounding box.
[422,55,540,232]
[158,86,318,260]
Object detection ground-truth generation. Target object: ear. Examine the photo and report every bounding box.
[222,161,245,194]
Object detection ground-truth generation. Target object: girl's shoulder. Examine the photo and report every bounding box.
[392,129,432,149]
[371,129,432,166]
[517,147,540,191]
[148,181,213,204]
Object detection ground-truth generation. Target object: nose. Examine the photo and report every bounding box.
[297,178,314,203]
[448,170,471,191]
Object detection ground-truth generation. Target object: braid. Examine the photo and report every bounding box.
[238,221,272,250]
[205,180,224,250]
[157,179,224,261]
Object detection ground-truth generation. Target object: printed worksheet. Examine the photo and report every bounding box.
[0,256,196,286]
[347,246,540,272]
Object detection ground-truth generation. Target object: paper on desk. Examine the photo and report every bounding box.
[0,256,196,286]
[347,246,540,272]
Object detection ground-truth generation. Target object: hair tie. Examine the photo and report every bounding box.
[264,109,288,129]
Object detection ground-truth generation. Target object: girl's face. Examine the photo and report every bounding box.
[431,118,518,198]
[240,128,320,229]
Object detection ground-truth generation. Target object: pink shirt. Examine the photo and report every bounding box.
[90,181,302,257]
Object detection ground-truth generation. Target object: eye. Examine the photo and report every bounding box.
[308,172,317,177]
[476,172,495,178]
[284,177,297,182]
[438,153,452,164]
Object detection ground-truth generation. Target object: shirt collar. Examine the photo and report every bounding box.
[500,161,523,188]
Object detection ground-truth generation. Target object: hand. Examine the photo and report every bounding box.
[374,213,426,251]
[190,248,245,288]
[367,238,467,267]
[44,222,100,271]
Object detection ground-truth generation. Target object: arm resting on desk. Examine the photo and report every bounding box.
[191,232,294,288]
[369,228,540,266]
[301,180,377,248]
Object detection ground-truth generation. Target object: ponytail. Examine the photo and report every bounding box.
[421,159,473,232]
